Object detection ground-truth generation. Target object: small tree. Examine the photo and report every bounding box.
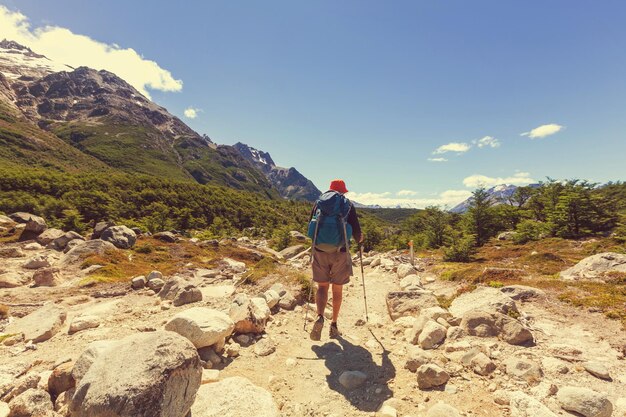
[464,187,496,246]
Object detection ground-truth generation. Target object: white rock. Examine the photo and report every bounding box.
[165,307,235,348]
[262,289,280,308]
[560,252,626,281]
[68,315,100,334]
[583,361,611,380]
[427,403,461,417]
[557,386,613,417]
[503,357,543,383]
[509,391,558,417]
[5,303,66,343]
[23,254,51,269]
[201,369,220,384]
[397,264,417,279]
[418,321,447,350]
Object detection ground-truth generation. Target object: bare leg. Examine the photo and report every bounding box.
[331,284,343,322]
[316,282,329,316]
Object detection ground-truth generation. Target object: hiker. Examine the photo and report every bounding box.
[307,179,363,340]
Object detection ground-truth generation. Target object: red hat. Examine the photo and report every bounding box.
[329,179,348,194]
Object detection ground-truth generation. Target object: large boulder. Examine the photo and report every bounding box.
[556,387,613,417]
[100,226,137,249]
[61,240,117,266]
[189,376,280,417]
[158,277,202,307]
[91,221,115,239]
[7,388,54,416]
[5,303,66,343]
[164,307,235,348]
[279,245,306,259]
[23,255,51,269]
[503,357,543,384]
[418,321,447,350]
[51,231,84,251]
[229,294,271,334]
[397,264,417,279]
[153,231,177,243]
[400,274,422,291]
[70,331,201,417]
[460,310,533,345]
[416,364,449,389]
[560,252,626,281]
[33,268,62,287]
[36,228,65,245]
[386,291,439,320]
[449,286,518,318]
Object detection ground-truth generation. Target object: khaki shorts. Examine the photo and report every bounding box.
[312,248,353,285]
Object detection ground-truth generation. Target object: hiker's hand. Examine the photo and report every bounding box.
[358,235,364,244]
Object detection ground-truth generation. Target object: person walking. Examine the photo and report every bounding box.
[307,179,363,340]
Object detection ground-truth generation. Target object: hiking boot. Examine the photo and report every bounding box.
[329,322,341,339]
[310,315,324,341]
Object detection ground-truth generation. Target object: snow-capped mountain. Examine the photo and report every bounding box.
[450,184,537,213]
[233,143,321,202]
[0,39,73,81]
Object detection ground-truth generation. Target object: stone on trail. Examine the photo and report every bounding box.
[509,391,559,417]
[500,285,546,301]
[36,228,65,245]
[48,362,75,398]
[560,252,626,281]
[190,376,280,417]
[147,270,163,281]
[278,290,297,310]
[460,310,533,345]
[100,225,137,249]
[338,371,367,390]
[222,257,246,273]
[131,275,146,290]
[164,307,234,348]
[262,289,280,308]
[147,278,165,292]
[7,388,54,417]
[583,361,612,381]
[470,352,496,376]
[386,291,439,320]
[503,357,543,384]
[0,247,25,258]
[23,254,51,269]
[556,386,613,417]
[253,337,276,357]
[400,274,422,291]
[404,346,433,372]
[153,231,178,242]
[68,315,100,334]
[62,240,117,266]
[51,231,84,250]
[397,264,417,279]
[229,294,271,334]
[427,403,461,417]
[279,244,305,259]
[0,401,8,416]
[5,303,66,343]
[0,272,25,288]
[418,320,447,350]
[69,331,202,417]
[158,277,202,306]
[449,286,518,318]
[33,268,61,287]
[416,364,449,389]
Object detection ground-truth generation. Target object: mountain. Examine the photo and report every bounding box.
[233,142,321,201]
[450,184,539,213]
[0,40,276,196]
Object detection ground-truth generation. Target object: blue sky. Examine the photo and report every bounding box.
[1,1,625,207]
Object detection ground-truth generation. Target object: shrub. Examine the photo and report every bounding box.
[513,220,547,244]
[488,280,504,288]
[443,234,476,263]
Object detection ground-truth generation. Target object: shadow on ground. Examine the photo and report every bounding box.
[311,331,395,412]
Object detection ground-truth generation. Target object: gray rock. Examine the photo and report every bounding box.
[131,276,146,290]
[0,272,25,288]
[460,310,500,337]
[262,289,280,308]
[560,252,626,282]
[557,386,613,417]
[253,338,276,357]
[190,376,280,417]
[404,346,432,372]
[427,403,461,417]
[36,228,65,245]
[0,247,25,258]
[147,278,165,292]
[68,315,100,334]
[279,244,306,259]
[2,373,40,403]
[500,285,545,301]
[173,286,202,307]
[503,357,543,384]
[416,364,449,389]
[397,264,417,279]
[164,307,235,348]
[158,277,202,306]
[32,268,61,287]
[23,255,51,269]
[7,388,53,416]
[386,291,439,320]
[399,274,422,290]
[153,231,177,243]
[470,352,496,376]
[63,239,83,253]
[147,270,163,281]
[278,290,297,310]
[69,331,202,417]
[51,231,84,250]
[338,371,367,390]
[497,231,516,241]
[509,391,558,417]
[229,294,271,333]
[449,287,518,318]
[100,226,137,249]
[5,304,66,343]
[91,221,114,239]
[583,361,611,380]
[62,240,117,266]
[418,321,447,350]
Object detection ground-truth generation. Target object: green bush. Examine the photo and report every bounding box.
[443,234,476,262]
[513,220,547,244]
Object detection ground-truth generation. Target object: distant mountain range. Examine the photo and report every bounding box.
[0,39,319,200]
[450,184,539,213]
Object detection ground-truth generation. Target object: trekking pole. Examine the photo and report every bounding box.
[359,244,369,322]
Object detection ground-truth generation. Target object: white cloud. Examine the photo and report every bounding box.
[427,157,448,162]
[462,172,535,188]
[397,190,417,196]
[521,123,564,139]
[433,142,471,154]
[184,107,201,119]
[474,136,500,148]
[346,189,471,209]
[0,5,182,98]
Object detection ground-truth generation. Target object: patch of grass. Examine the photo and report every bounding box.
[488,280,504,288]
[0,333,19,343]
[134,244,154,254]
[242,257,280,284]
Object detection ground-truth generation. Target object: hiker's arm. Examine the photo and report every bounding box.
[347,205,363,243]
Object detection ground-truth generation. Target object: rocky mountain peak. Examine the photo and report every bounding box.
[0,39,73,81]
[233,143,276,167]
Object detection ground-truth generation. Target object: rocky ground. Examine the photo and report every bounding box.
[1,213,625,417]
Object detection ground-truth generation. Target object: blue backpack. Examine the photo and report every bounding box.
[307,191,353,249]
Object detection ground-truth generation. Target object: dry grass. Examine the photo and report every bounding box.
[431,237,626,327]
